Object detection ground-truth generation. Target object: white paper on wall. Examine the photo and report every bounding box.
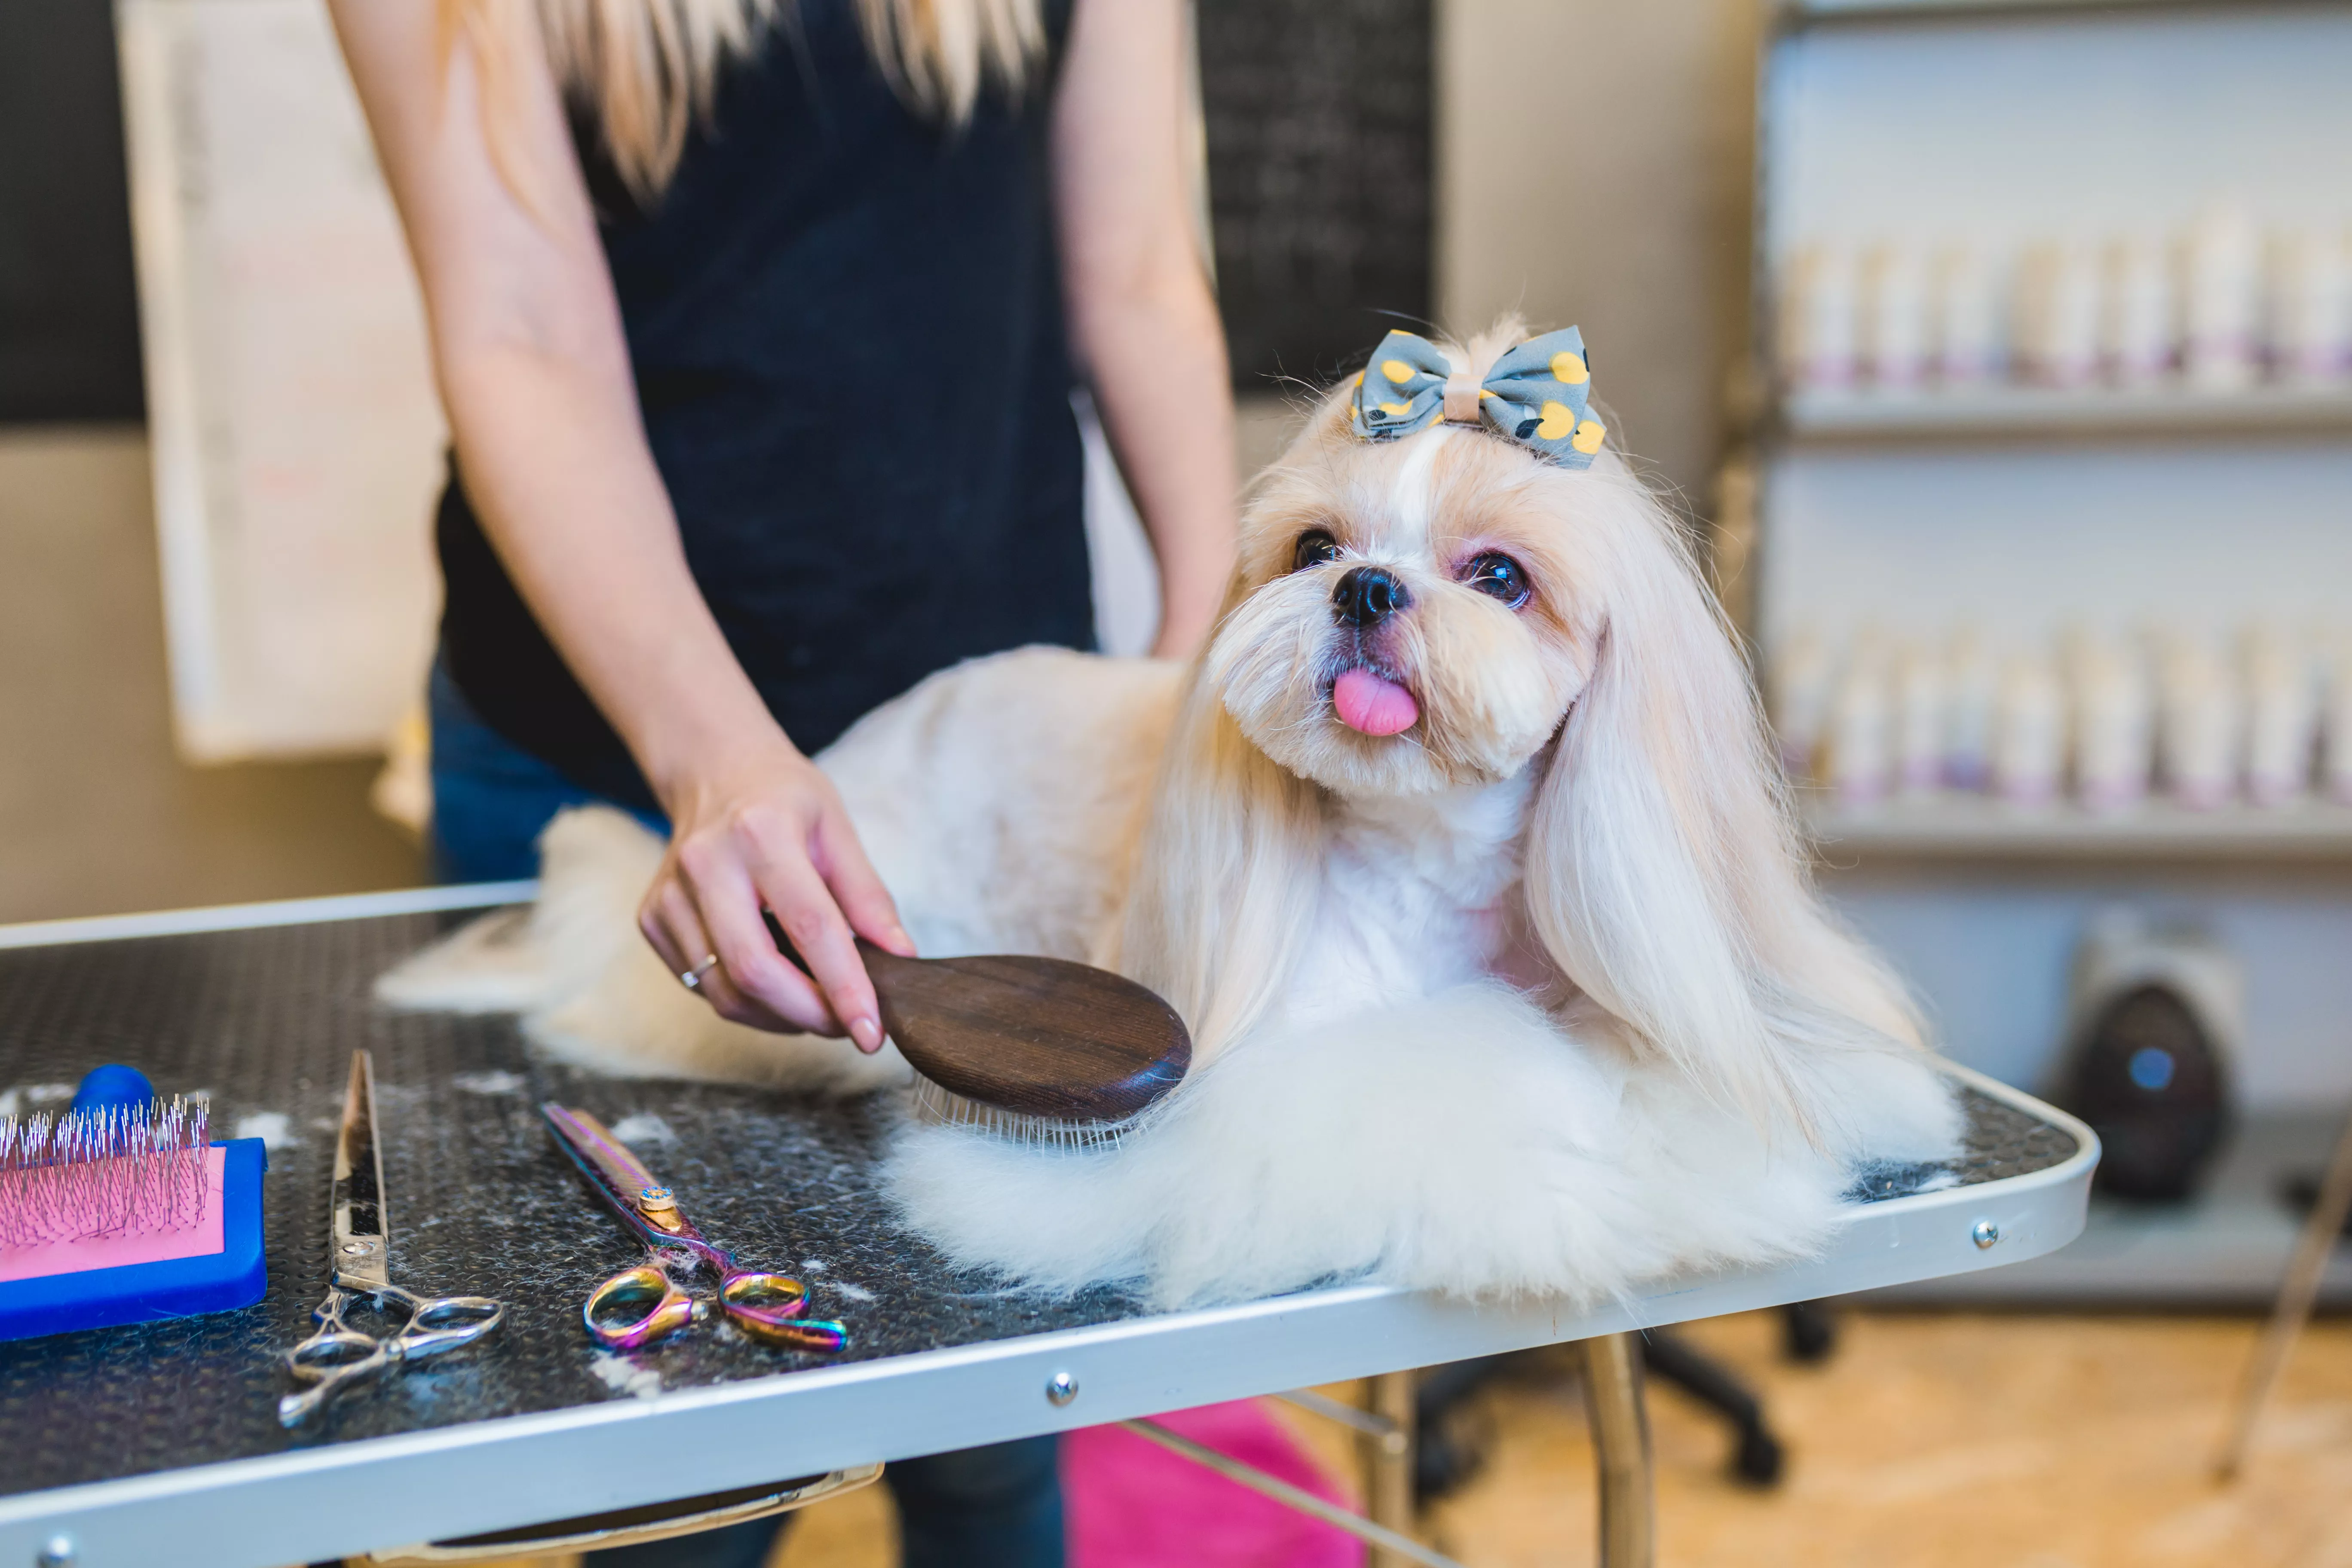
[118,0,444,761]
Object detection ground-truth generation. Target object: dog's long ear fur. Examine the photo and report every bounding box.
[1106,626,1324,1064]
[1522,461,1923,1136]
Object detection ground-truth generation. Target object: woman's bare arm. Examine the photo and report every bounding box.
[328,0,904,1047]
[1053,0,1239,659]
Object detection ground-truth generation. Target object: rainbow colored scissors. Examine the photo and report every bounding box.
[542,1102,848,1353]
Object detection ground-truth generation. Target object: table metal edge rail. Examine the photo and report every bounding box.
[0,1127,2092,1568]
[0,882,537,951]
[1875,1061,2101,1218]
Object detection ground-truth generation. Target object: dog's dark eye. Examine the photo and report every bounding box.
[1461,552,1531,608]
[1292,530,1341,572]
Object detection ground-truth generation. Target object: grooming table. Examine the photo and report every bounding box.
[0,888,2095,1568]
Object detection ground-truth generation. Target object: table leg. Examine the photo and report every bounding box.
[1365,1369,1418,1568]
[1582,1333,1655,1568]
[2216,1102,2352,1480]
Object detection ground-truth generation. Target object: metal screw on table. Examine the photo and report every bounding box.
[1972,1219,2001,1250]
[1045,1371,1079,1407]
[36,1534,76,1568]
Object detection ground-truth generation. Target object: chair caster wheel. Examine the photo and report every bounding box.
[1733,1425,1784,1487]
[1782,1300,1837,1363]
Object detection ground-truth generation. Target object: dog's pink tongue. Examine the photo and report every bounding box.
[1333,668,1419,736]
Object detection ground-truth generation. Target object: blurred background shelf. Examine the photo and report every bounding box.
[1805,796,2352,860]
[1751,0,2352,1131]
[1865,1111,2352,1306]
[1780,383,2352,441]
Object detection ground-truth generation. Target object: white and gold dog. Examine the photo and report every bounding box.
[385,322,1960,1309]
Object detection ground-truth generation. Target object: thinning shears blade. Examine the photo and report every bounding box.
[542,1103,705,1249]
[330,1050,391,1292]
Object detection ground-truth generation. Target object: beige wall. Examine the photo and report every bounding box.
[1436,0,1760,512]
[0,429,424,923]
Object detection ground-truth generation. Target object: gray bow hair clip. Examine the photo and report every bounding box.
[1349,326,1606,469]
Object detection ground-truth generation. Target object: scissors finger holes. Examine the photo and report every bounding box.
[585,1265,696,1349]
[719,1273,808,1318]
[737,1313,851,1352]
[772,1318,851,1352]
[286,1329,382,1373]
[413,1296,504,1332]
[719,1273,850,1350]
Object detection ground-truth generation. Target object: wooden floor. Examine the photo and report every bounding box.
[475,1310,2352,1568]
[1416,1311,2352,1568]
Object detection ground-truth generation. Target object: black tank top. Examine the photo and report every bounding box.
[435,0,1091,812]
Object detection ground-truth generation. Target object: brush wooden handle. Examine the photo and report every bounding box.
[856,942,1191,1123]
[760,915,1190,1122]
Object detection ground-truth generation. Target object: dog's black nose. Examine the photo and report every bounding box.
[1331,566,1410,628]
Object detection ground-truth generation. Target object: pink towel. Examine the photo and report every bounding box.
[1063,1399,1366,1568]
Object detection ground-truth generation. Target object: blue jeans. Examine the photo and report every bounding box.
[426,661,664,882]
[428,662,1066,1567]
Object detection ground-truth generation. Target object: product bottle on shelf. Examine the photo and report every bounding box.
[1942,624,1998,791]
[2180,205,2262,395]
[2268,227,2352,386]
[1769,625,1836,781]
[2154,629,2244,808]
[1894,640,1945,795]
[2325,630,2352,805]
[1992,646,2065,806]
[2242,624,2319,807]
[1779,242,1858,392]
[1862,240,1929,390]
[2066,626,2154,813]
[1930,243,2000,388]
[2101,234,2174,388]
[2016,239,2101,390]
[1828,640,1892,806]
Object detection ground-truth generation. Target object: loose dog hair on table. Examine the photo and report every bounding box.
[382,320,1961,1309]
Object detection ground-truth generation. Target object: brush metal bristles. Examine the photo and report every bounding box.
[907,1075,1132,1154]
[0,1097,211,1247]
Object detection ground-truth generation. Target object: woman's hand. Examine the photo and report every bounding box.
[636,733,915,1052]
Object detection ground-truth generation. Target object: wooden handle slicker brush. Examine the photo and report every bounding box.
[769,919,1191,1150]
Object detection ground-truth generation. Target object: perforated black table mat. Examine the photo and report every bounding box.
[0,909,2076,1500]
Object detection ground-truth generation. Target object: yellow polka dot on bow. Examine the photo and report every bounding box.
[1381,359,1417,386]
[1550,351,1589,386]
[1535,401,1575,441]
[1572,419,1606,454]
[1378,401,1413,417]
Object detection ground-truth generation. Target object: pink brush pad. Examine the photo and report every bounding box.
[0,1145,227,1283]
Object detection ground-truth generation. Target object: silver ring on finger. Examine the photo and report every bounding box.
[679,953,720,991]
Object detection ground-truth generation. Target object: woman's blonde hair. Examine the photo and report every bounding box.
[447,0,1044,201]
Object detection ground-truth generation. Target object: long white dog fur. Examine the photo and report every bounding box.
[382,322,1961,1309]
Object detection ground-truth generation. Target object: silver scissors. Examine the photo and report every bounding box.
[279,1050,504,1425]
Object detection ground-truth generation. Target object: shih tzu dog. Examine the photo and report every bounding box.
[384,320,1961,1309]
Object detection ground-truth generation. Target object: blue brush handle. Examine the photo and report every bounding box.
[69,1064,157,1118]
